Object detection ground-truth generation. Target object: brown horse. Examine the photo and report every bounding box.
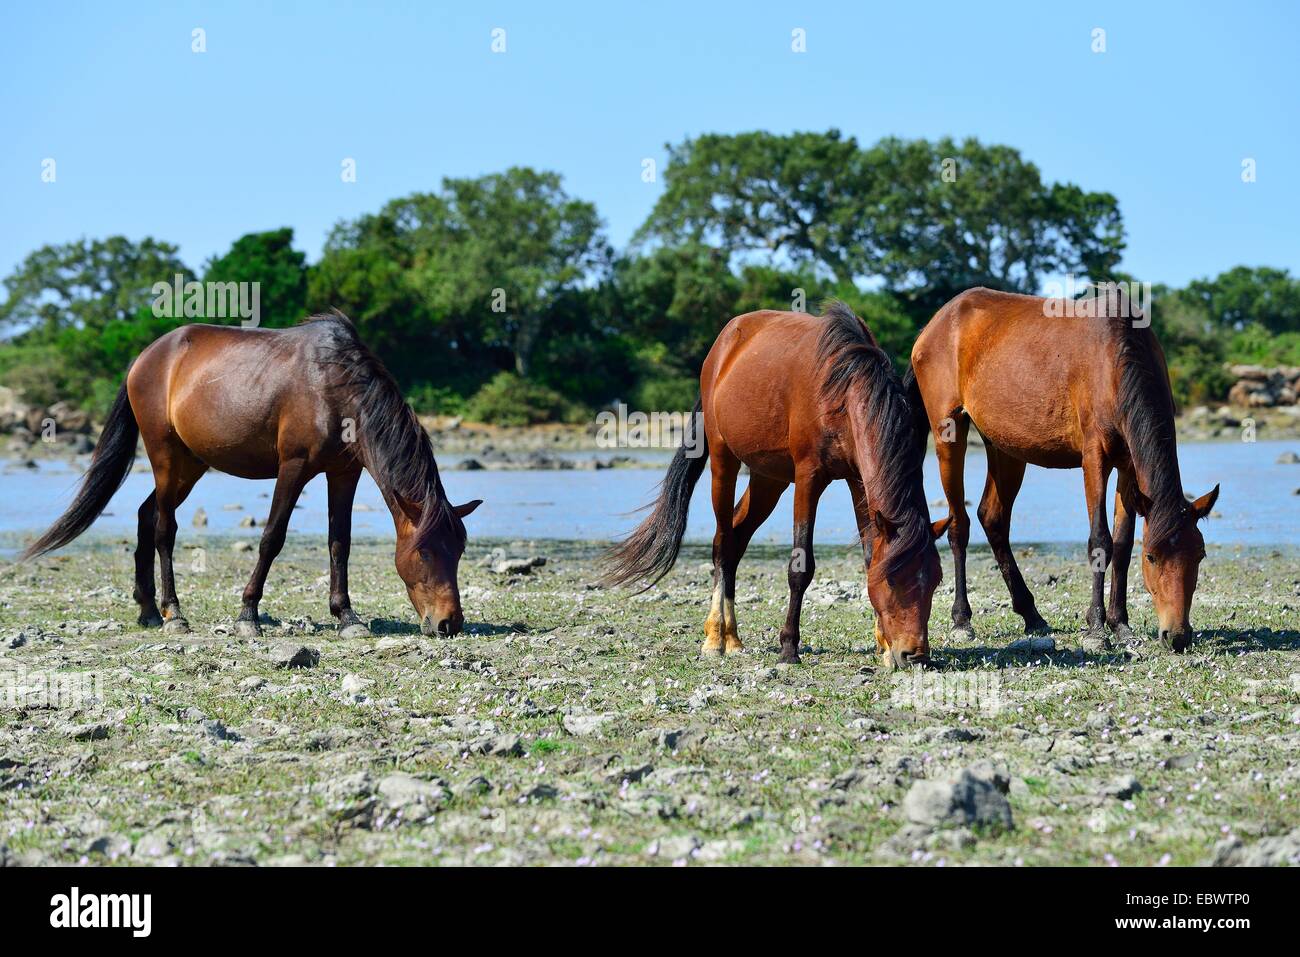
[604,302,949,667]
[907,287,1219,651]
[21,313,481,638]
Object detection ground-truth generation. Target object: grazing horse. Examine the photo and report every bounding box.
[604,302,949,667]
[907,287,1219,651]
[21,313,481,638]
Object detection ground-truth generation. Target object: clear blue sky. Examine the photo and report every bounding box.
[2,0,1297,289]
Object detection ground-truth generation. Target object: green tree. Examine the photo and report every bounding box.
[636,130,874,286]
[1185,266,1300,334]
[0,236,188,335]
[205,228,307,328]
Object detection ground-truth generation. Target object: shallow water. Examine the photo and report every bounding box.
[1,439,1297,552]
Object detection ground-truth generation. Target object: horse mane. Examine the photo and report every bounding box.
[815,300,932,581]
[303,312,464,549]
[1108,301,1188,552]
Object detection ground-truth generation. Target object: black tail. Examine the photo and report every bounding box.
[602,397,708,589]
[901,363,931,459]
[20,382,139,561]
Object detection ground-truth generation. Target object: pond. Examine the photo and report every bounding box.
[1,439,1297,552]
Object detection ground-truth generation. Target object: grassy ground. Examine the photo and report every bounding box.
[1,534,1297,866]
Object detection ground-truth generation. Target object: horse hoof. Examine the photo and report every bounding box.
[339,623,371,639]
[1025,619,1053,636]
[162,617,190,635]
[950,624,975,641]
[138,612,164,629]
[699,644,724,658]
[777,651,801,665]
[1110,623,1135,643]
[234,619,262,639]
[724,642,744,655]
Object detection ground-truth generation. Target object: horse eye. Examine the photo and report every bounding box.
[1145,554,1156,564]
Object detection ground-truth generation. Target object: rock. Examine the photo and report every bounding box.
[1101,774,1142,800]
[192,508,208,528]
[238,676,266,691]
[231,541,253,553]
[66,723,110,741]
[1210,829,1300,866]
[341,673,372,696]
[238,515,259,527]
[1277,451,1300,464]
[606,763,654,785]
[1007,636,1056,653]
[469,733,524,757]
[647,835,701,859]
[458,775,493,796]
[521,783,558,802]
[563,713,613,737]
[492,556,548,575]
[377,772,449,811]
[902,762,1013,830]
[658,728,708,751]
[203,720,239,742]
[269,644,319,669]
[86,835,132,859]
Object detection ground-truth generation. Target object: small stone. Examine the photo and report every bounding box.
[563,713,613,737]
[239,676,266,691]
[341,673,372,696]
[269,644,319,669]
[1007,636,1056,653]
[377,772,448,810]
[521,783,558,802]
[1276,451,1300,464]
[492,556,548,575]
[902,762,1013,830]
[191,508,208,527]
[647,835,700,859]
[67,723,110,741]
[231,541,253,553]
[238,515,259,528]
[1101,774,1142,800]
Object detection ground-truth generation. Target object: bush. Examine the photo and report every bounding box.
[632,375,697,413]
[465,372,579,426]
[406,383,468,417]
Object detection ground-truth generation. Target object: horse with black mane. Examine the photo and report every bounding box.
[604,301,948,667]
[907,287,1219,651]
[21,312,481,638]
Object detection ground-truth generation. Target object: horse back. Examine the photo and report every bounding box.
[912,288,1124,468]
[127,324,348,479]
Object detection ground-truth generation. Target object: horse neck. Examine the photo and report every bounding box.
[1119,395,1185,518]
[844,388,895,506]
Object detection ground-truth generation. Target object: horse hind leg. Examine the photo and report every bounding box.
[703,446,741,657]
[977,447,1049,635]
[151,446,208,635]
[721,474,788,654]
[934,410,973,635]
[134,492,163,627]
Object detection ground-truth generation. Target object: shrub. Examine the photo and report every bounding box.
[632,374,697,413]
[465,371,577,426]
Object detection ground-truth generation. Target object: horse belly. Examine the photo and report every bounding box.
[167,371,291,480]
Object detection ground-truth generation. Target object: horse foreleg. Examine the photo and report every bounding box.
[779,472,826,664]
[235,459,310,638]
[1107,470,1137,641]
[327,469,369,638]
[703,448,740,657]
[724,474,787,655]
[1082,454,1114,650]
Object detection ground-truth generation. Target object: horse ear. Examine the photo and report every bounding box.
[453,499,483,519]
[931,516,952,540]
[1189,483,1219,520]
[391,493,422,528]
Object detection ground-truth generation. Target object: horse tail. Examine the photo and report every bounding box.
[601,397,708,590]
[20,380,139,561]
[901,363,932,460]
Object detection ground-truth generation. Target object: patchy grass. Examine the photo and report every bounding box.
[1,533,1297,866]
